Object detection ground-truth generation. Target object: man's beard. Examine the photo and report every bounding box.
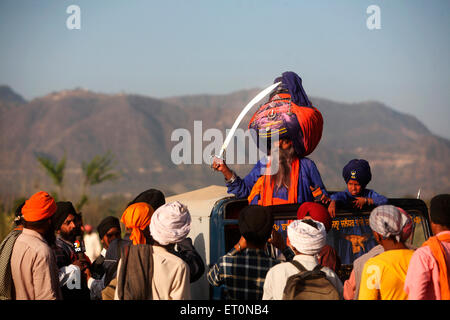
[270,144,296,190]
[59,229,76,243]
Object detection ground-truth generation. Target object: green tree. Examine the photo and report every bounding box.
[36,153,66,200]
[0,201,14,241]
[35,151,119,211]
[78,151,119,210]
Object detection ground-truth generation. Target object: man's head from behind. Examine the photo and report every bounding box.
[429,194,450,235]
[128,189,166,211]
[21,191,57,245]
[149,201,191,247]
[14,202,25,227]
[238,205,273,248]
[369,205,412,246]
[297,202,332,233]
[121,202,154,245]
[287,219,326,255]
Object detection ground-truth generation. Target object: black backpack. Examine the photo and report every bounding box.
[282,260,340,300]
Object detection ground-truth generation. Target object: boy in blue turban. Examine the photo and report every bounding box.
[328,159,387,217]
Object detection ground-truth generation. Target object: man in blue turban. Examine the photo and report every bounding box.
[328,159,388,217]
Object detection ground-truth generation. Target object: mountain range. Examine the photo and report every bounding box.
[1,84,449,203]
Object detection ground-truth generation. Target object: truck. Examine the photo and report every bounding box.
[166,185,432,300]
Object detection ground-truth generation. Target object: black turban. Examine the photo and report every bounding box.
[238,205,273,246]
[52,201,77,230]
[430,194,450,226]
[342,159,372,188]
[128,189,165,210]
[97,216,121,240]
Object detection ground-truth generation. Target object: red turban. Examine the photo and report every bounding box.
[297,202,332,232]
[21,191,57,222]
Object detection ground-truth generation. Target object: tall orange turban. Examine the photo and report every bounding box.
[21,191,57,222]
[121,202,154,245]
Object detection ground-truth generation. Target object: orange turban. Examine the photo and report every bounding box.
[121,202,154,245]
[21,191,57,222]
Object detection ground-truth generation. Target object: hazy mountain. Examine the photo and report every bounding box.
[0,86,448,203]
[0,85,26,111]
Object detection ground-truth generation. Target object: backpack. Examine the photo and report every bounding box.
[282,260,340,300]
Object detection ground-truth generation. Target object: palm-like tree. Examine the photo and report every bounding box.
[36,153,66,200]
[78,151,119,210]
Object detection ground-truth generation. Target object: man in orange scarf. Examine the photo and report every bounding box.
[212,73,330,240]
[404,194,450,300]
[213,137,329,240]
[114,201,191,299]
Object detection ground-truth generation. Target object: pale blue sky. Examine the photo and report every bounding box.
[1,0,449,138]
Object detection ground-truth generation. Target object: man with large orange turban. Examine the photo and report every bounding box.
[113,201,191,300]
[121,202,154,245]
[10,191,62,300]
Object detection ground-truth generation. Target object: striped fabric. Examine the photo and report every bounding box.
[207,248,279,300]
[369,205,412,242]
[0,229,22,300]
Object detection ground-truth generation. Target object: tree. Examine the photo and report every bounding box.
[78,151,119,210]
[35,151,119,210]
[36,153,66,200]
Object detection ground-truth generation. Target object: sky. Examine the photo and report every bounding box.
[1,0,449,139]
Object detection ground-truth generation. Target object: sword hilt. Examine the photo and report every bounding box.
[210,154,224,170]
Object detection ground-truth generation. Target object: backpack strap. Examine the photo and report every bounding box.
[312,264,323,272]
[291,260,325,274]
[290,260,307,272]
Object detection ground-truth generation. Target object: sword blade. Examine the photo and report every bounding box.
[218,81,281,159]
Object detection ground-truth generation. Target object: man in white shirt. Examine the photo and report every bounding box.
[263,219,343,300]
[83,224,102,262]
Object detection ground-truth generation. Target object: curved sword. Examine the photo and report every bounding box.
[216,81,281,160]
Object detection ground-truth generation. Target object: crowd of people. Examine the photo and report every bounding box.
[0,189,205,300]
[206,196,450,301]
[0,72,448,300]
[207,71,449,300]
[1,181,448,300]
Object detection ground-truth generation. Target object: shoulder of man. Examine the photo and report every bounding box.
[16,230,51,253]
[298,157,313,166]
[354,245,384,266]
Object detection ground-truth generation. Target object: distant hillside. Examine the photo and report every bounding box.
[0,85,448,204]
[0,85,26,111]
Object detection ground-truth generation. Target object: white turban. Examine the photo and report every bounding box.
[287,219,327,255]
[149,201,191,245]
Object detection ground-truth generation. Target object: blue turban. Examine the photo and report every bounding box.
[342,159,372,188]
[273,71,312,107]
